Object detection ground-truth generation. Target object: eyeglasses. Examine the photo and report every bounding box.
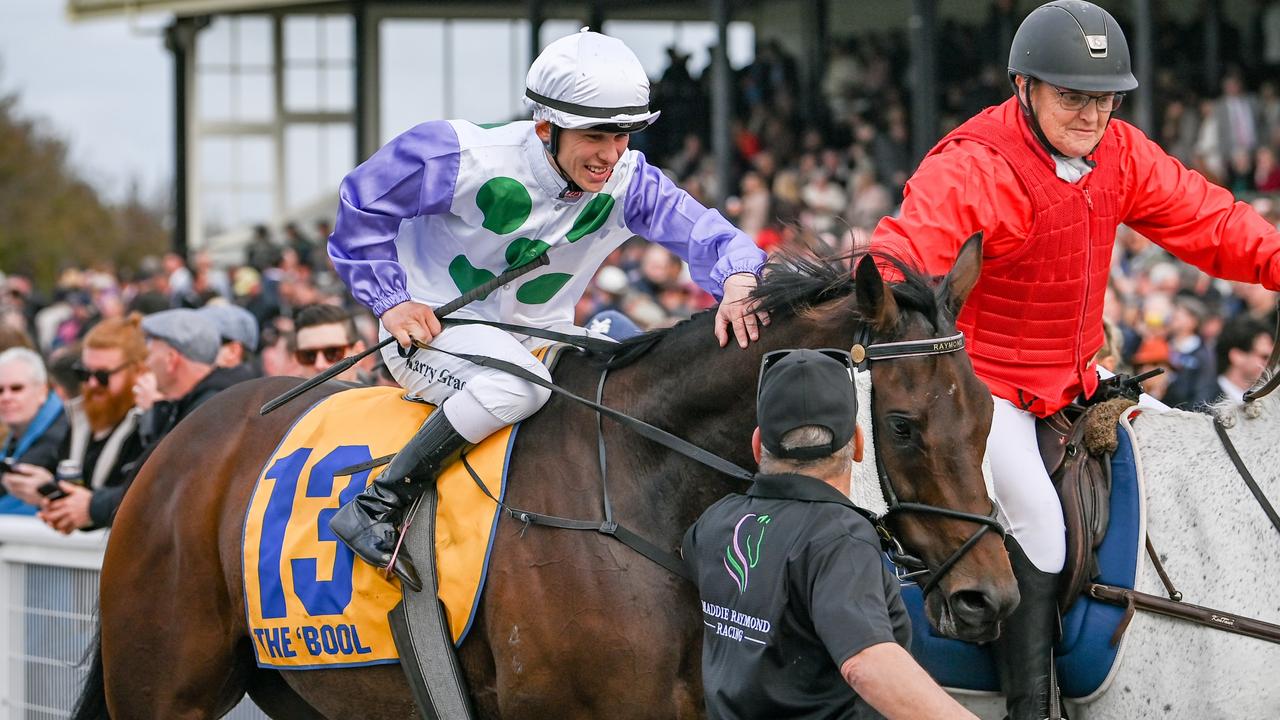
[294,345,351,366]
[1051,85,1124,113]
[0,384,28,395]
[757,348,856,399]
[71,362,131,386]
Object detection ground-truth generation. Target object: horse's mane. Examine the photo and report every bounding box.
[603,251,941,369]
[1205,370,1279,422]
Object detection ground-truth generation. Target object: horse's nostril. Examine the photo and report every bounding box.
[951,589,996,622]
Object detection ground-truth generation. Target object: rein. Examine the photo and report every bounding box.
[1213,416,1280,538]
[390,317,995,593]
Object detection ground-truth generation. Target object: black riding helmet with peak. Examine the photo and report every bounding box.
[1008,0,1138,156]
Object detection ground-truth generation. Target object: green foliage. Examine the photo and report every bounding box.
[0,89,168,289]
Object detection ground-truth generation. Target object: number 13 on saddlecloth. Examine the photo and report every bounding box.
[244,436,407,669]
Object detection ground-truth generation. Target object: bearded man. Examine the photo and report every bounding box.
[37,315,148,533]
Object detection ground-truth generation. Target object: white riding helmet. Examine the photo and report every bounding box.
[524,29,661,133]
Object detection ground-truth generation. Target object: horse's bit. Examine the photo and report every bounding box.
[850,327,1007,599]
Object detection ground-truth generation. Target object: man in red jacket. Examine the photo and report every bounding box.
[872,2,1280,717]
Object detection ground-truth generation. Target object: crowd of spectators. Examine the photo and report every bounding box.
[2,10,1279,525]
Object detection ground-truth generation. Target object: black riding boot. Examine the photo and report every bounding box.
[994,538,1063,720]
[329,411,470,593]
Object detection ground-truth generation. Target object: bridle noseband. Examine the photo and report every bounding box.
[853,328,1007,599]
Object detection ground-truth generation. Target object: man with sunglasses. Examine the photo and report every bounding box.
[292,304,367,383]
[871,2,1280,717]
[682,350,975,720]
[25,316,149,533]
[327,29,767,590]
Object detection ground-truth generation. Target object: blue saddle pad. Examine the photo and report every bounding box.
[898,424,1142,698]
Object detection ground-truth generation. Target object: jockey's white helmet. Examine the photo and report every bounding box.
[523,29,661,133]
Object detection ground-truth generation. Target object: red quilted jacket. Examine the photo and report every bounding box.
[874,97,1280,416]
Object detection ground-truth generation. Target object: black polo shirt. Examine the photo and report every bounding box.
[682,473,911,720]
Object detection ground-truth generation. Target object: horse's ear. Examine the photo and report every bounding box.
[942,232,983,318]
[855,254,899,332]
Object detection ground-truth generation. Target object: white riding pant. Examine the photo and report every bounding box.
[380,323,606,444]
[988,369,1168,574]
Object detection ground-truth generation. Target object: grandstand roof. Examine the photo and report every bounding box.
[67,0,725,21]
[67,0,318,20]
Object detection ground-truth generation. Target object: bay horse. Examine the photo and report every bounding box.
[75,240,1017,719]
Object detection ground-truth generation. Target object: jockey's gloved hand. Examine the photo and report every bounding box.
[1086,368,1164,405]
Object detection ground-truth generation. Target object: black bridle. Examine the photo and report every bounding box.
[852,327,1007,599]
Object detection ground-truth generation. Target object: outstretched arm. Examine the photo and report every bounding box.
[870,141,1027,279]
[1121,124,1280,290]
[622,152,767,347]
[842,643,977,720]
[622,152,765,297]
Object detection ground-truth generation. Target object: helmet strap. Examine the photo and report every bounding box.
[543,124,584,198]
[1013,74,1108,160]
[1013,74,1062,157]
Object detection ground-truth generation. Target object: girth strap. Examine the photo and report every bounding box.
[1213,417,1280,538]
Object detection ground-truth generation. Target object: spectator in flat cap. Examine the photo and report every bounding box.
[198,303,263,383]
[683,349,975,720]
[136,309,244,452]
[141,309,220,366]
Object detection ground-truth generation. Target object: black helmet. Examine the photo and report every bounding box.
[1008,0,1138,93]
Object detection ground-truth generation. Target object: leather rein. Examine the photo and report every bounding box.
[396,317,1000,593]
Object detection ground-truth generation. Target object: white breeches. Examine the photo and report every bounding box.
[380,324,555,444]
[987,398,1067,574]
[380,322,613,444]
[988,370,1168,574]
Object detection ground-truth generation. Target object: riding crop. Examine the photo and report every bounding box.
[259,253,552,415]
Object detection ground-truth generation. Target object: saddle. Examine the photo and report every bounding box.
[1036,397,1135,610]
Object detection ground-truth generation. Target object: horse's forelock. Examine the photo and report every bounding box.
[753,251,947,334]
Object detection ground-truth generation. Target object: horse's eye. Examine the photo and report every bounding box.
[888,416,914,440]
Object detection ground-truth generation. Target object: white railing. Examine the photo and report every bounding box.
[0,516,267,719]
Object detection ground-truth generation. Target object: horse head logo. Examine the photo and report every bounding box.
[723,514,771,594]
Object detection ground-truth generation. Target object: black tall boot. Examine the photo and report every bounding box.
[993,538,1063,720]
[330,411,470,592]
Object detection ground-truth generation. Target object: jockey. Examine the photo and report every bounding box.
[327,29,768,592]
[870,1,1280,717]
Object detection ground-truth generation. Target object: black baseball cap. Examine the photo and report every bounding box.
[757,349,858,461]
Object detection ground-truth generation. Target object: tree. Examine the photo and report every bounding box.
[0,88,168,289]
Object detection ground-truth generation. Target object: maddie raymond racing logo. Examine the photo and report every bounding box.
[723,513,771,594]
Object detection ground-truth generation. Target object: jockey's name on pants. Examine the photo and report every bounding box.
[253,623,373,659]
[405,356,466,391]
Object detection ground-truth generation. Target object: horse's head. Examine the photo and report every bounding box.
[848,235,1017,641]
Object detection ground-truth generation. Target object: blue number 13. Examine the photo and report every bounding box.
[257,445,373,619]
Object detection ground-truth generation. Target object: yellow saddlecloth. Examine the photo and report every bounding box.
[243,374,525,668]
